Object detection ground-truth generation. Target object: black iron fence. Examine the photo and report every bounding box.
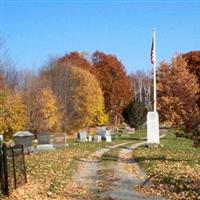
[0,143,27,196]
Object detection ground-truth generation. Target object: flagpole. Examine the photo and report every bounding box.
[147,28,159,144]
[153,29,157,112]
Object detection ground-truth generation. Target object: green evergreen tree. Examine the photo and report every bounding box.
[122,100,148,129]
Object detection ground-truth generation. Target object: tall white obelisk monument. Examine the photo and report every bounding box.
[147,29,160,144]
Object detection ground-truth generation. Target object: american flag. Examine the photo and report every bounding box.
[150,36,155,64]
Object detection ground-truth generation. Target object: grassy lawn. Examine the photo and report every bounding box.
[4,130,146,199]
[112,128,147,141]
[134,129,200,200]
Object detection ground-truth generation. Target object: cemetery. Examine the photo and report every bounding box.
[1,125,199,199]
[1,2,200,200]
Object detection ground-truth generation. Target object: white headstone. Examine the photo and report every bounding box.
[147,111,160,144]
[88,135,92,142]
[106,135,112,143]
[0,135,3,142]
[0,135,3,146]
[79,131,87,142]
[94,135,102,143]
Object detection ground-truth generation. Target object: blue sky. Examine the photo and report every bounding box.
[1,0,200,73]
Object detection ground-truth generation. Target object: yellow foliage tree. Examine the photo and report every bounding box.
[0,88,28,138]
[25,86,60,133]
[61,66,108,133]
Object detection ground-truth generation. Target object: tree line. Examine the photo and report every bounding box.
[0,38,200,144]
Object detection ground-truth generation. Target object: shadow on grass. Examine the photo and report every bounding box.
[112,137,146,141]
[101,155,119,162]
[135,156,191,163]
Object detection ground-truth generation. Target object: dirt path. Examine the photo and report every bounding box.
[74,141,135,198]
[73,135,165,200]
[106,141,163,200]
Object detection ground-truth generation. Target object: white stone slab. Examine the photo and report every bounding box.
[0,135,3,142]
[88,135,92,142]
[79,131,88,142]
[36,144,55,152]
[147,111,160,144]
[106,135,112,143]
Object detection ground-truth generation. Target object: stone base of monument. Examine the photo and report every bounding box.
[36,144,56,152]
[147,111,160,144]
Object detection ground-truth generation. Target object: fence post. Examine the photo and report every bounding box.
[21,145,27,183]
[0,149,3,193]
[2,143,9,196]
[11,148,17,189]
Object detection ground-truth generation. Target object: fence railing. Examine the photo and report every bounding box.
[0,143,27,196]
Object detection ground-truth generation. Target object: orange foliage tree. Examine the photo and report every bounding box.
[157,55,200,130]
[183,51,200,108]
[92,51,133,123]
[58,51,93,73]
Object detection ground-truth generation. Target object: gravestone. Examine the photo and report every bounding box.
[128,128,135,133]
[94,135,102,143]
[147,111,160,144]
[88,135,92,142]
[13,131,34,153]
[96,128,110,140]
[37,133,51,144]
[37,133,55,152]
[79,131,88,142]
[0,135,3,147]
[106,135,112,143]
[51,133,67,149]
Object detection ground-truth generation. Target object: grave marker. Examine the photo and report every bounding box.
[94,135,102,143]
[37,133,55,152]
[51,133,67,149]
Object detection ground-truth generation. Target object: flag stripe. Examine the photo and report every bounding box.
[150,37,155,64]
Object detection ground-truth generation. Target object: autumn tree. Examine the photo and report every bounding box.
[0,75,4,89]
[183,51,200,107]
[157,55,200,130]
[41,63,108,134]
[58,51,93,73]
[23,81,60,133]
[0,37,20,91]
[92,51,132,123]
[0,37,5,75]
[0,88,28,139]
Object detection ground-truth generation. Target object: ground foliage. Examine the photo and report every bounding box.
[134,130,200,199]
[3,140,126,200]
